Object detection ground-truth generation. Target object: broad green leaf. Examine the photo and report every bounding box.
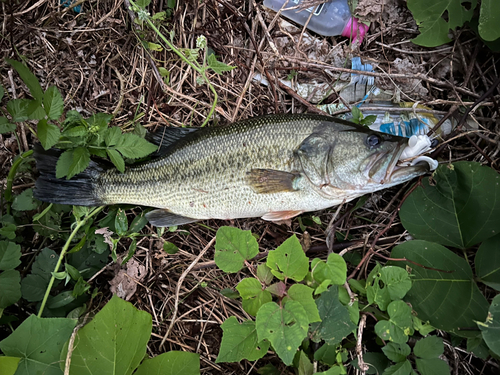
[316,366,344,375]
[63,295,152,375]
[162,242,179,254]
[56,149,73,178]
[297,350,313,375]
[351,352,389,374]
[0,270,21,308]
[412,316,435,336]
[107,149,125,173]
[0,314,76,375]
[414,336,444,359]
[115,133,157,159]
[21,248,59,302]
[0,240,21,270]
[115,208,128,236]
[21,274,48,302]
[0,117,16,134]
[256,301,309,365]
[478,294,500,356]
[12,188,39,211]
[400,162,500,249]
[7,59,44,101]
[62,125,87,139]
[285,284,321,323]
[7,98,31,122]
[314,343,338,366]
[266,235,308,281]
[257,263,274,285]
[479,0,500,41]
[407,0,477,47]
[215,226,259,273]
[104,126,122,147]
[374,300,413,343]
[475,233,500,291]
[391,241,489,337]
[0,356,21,375]
[382,342,411,363]
[37,119,60,150]
[67,147,90,180]
[367,266,412,310]
[467,336,490,360]
[207,54,236,74]
[310,286,356,344]
[134,351,200,374]
[216,316,270,363]
[415,358,450,375]
[311,253,347,286]
[135,0,151,8]
[43,86,64,120]
[383,360,412,375]
[236,278,271,316]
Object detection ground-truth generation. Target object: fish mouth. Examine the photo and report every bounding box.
[366,141,438,185]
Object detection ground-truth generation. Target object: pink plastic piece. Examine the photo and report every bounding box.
[341,17,369,42]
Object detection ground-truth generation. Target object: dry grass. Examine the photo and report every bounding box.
[1,0,499,373]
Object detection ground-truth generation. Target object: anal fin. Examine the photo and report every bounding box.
[247,169,300,194]
[261,210,303,221]
[146,209,198,227]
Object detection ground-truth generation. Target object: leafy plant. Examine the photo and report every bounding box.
[350,106,376,126]
[407,0,500,47]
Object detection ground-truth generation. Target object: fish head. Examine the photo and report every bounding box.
[298,123,437,197]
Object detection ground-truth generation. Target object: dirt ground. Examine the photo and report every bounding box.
[1,0,499,373]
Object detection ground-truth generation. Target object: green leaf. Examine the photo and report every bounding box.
[7,59,44,101]
[37,119,60,150]
[383,360,412,375]
[311,253,347,286]
[7,98,32,122]
[475,233,500,290]
[214,226,259,273]
[21,248,58,302]
[478,0,500,41]
[207,54,236,74]
[414,336,444,359]
[236,278,272,316]
[12,188,39,211]
[266,235,308,281]
[216,316,270,363]
[478,294,500,356]
[391,240,489,337]
[104,126,122,147]
[56,148,90,180]
[297,350,313,375]
[310,286,356,345]
[0,84,4,101]
[407,0,477,47]
[367,266,412,310]
[115,133,157,159]
[43,86,64,120]
[400,162,500,249]
[412,316,435,336]
[63,295,152,375]
[0,356,21,375]
[0,270,21,308]
[257,263,274,285]
[0,314,76,375]
[374,300,413,343]
[0,240,21,270]
[106,149,125,173]
[286,284,321,323]
[147,42,163,51]
[135,0,151,8]
[382,342,411,363]
[415,358,450,375]
[55,149,73,178]
[0,117,16,134]
[115,209,128,236]
[134,351,200,374]
[256,301,309,365]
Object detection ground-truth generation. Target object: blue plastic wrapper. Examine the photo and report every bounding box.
[60,0,81,13]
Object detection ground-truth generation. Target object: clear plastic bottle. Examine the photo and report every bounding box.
[263,0,368,41]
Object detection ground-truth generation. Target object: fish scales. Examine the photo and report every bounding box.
[34,113,434,226]
[95,115,341,220]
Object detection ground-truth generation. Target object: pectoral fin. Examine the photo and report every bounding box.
[247,169,300,194]
[261,210,303,221]
[146,209,198,227]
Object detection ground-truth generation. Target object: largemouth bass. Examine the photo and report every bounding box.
[34,114,436,227]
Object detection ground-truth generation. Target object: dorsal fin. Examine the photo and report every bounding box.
[146,127,198,154]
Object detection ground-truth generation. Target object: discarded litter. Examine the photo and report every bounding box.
[263,0,369,41]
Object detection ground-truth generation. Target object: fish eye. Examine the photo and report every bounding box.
[430,139,439,148]
[366,134,381,148]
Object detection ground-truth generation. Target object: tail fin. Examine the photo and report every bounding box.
[34,144,104,206]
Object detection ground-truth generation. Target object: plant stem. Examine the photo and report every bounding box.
[4,149,33,215]
[37,206,105,317]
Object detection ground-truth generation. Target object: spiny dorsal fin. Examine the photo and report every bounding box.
[146,127,198,154]
[145,209,198,227]
[247,169,300,194]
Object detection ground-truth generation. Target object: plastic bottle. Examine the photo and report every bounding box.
[263,0,368,42]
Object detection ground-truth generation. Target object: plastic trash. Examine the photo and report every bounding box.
[263,0,369,41]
